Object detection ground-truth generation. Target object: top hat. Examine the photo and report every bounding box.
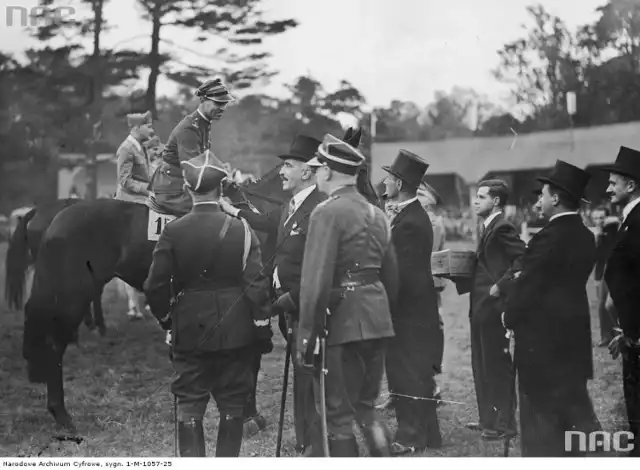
[382,150,429,188]
[307,134,365,175]
[535,160,591,203]
[181,150,229,193]
[196,78,234,103]
[600,146,640,181]
[278,134,322,163]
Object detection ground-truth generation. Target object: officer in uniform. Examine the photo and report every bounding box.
[143,150,275,457]
[148,78,234,216]
[297,134,399,457]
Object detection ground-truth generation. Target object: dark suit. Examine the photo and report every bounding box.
[297,185,398,456]
[468,213,525,434]
[238,186,326,453]
[143,204,272,421]
[604,203,640,456]
[505,213,600,456]
[594,221,619,342]
[386,200,443,449]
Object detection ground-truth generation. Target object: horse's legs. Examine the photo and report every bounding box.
[46,342,76,433]
[124,282,144,319]
[93,286,106,336]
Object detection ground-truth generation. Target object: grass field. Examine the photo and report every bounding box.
[0,240,628,457]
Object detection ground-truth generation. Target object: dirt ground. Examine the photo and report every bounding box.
[0,241,628,457]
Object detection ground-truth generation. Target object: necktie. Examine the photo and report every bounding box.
[288,199,296,219]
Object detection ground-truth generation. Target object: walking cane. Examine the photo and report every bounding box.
[173,395,178,457]
[276,327,293,457]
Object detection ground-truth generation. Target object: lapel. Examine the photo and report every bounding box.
[278,188,322,243]
[477,213,502,256]
[390,200,417,229]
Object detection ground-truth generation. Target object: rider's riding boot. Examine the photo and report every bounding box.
[216,415,244,457]
[178,419,206,457]
[328,436,359,457]
[363,421,392,457]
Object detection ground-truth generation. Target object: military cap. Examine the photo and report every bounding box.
[181,149,229,193]
[195,78,235,103]
[126,111,152,129]
[382,150,429,188]
[600,145,640,182]
[307,134,365,175]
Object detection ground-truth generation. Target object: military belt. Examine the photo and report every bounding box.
[337,268,380,289]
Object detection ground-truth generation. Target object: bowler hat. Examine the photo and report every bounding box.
[278,134,322,163]
[600,146,640,182]
[181,150,228,193]
[382,150,429,188]
[535,160,591,203]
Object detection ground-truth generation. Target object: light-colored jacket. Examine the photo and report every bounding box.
[115,135,150,204]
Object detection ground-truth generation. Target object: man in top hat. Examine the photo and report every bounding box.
[462,179,525,441]
[601,146,640,457]
[297,133,398,457]
[219,134,327,454]
[381,149,443,454]
[115,111,154,204]
[503,160,601,456]
[148,78,234,216]
[143,150,275,457]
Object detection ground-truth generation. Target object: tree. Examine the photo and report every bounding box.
[135,0,298,118]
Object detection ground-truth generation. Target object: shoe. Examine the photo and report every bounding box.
[390,441,423,456]
[363,421,392,457]
[178,419,206,457]
[481,429,517,441]
[216,416,244,457]
[465,422,483,431]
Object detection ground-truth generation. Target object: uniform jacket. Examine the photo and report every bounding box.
[505,214,596,388]
[389,200,442,373]
[238,187,326,309]
[467,213,525,323]
[604,203,640,341]
[143,204,272,353]
[115,135,151,204]
[148,111,211,214]
[297,185,398,349]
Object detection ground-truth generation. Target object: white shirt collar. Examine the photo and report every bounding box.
[126,134,143,154]
[549,211,577,222]
[395,197,418,210]
[193,201,219,206]
[197,109,211,123]
[483,211,502,229]
[622,196,640,223]
[291,184,316,212]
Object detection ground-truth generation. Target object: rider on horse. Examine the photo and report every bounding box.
[148,78,235,216]
[115,111,154,204]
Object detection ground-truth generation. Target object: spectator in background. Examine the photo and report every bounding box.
[145,135,164,177]
[591,206,619,346]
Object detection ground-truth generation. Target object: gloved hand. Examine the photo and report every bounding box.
[254,319,274,354]
[273,291,296,313]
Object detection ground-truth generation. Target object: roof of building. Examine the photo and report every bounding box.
[371,120,640,185]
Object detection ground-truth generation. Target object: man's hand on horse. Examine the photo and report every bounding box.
[219,197,240,217]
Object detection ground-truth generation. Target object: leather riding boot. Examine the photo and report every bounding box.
[328,437,359,457]
[363,421,391,457]
[178,419,206,457]
[216,415,244,457]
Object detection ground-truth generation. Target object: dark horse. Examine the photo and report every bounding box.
[21,167,287,433]
[4,198,107,336]
[19,127,381,434]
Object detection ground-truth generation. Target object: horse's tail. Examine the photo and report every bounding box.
[5,208,36,310]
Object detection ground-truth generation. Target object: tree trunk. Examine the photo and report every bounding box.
[85,0,105,201]
[146,1,162,120]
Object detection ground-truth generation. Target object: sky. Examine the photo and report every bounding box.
[0,0,606,111]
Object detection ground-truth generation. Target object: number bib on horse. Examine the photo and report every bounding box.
[148,208,177,241]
